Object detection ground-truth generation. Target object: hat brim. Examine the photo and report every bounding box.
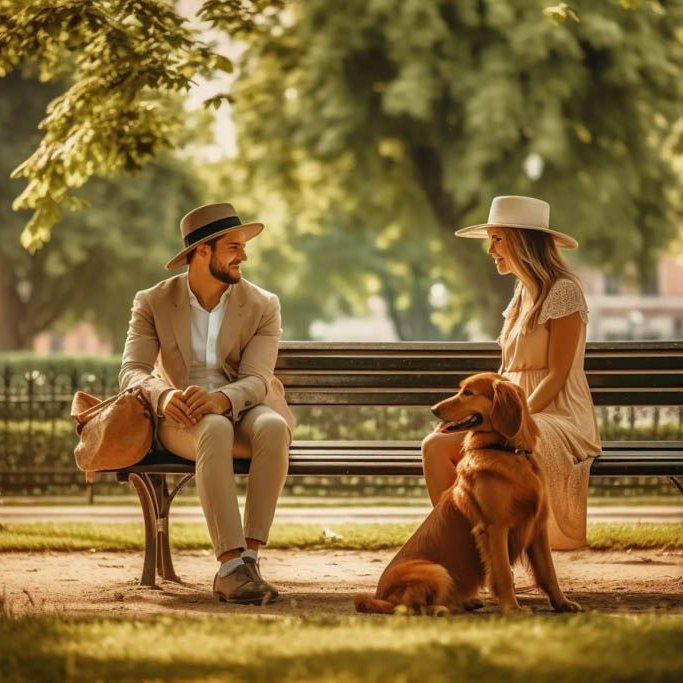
[165,222,264,270]
[454,223,578,249]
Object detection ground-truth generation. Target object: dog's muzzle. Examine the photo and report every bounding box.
[437,413,483,433]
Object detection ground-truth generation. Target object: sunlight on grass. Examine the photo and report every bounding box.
[0,522,681,552]
[0,613,682,682]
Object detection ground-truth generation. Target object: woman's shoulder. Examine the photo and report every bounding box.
[539,278,588,325]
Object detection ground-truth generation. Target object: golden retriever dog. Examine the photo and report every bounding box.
[354,372,582,615]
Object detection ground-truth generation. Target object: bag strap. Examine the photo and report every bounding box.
[75,386,152,424]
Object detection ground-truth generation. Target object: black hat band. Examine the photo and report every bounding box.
[184,215,243,248]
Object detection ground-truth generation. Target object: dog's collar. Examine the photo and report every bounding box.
[485,443,532,456]
[514,448,532,457]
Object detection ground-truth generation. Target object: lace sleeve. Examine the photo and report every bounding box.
[538,279,588,325]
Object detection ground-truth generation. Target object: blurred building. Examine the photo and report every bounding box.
[578,255,683,341]
[33,322,113,355]
[30,255,683,349]
[309,295,399,341]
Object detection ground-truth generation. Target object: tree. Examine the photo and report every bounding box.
[2,1,682,340]
[0,0,274,250]
[0,70,202,351]
[230,0,683,337]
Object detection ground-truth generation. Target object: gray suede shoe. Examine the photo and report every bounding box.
[213,563,276,605]
[243,556,280,602]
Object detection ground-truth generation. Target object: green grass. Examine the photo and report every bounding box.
[0,613,682,682]
[0,521,681,553]
[587,523,683,550]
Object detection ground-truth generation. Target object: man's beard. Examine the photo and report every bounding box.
[209,251,241,284]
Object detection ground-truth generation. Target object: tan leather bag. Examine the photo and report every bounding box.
[71,387,154,482]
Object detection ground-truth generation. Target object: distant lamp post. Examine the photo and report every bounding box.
[628,309,645,340]
[523,153,544,181]
[17,280,32,303]
[429,283,448,309]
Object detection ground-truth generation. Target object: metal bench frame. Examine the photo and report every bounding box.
[114,341,683,586]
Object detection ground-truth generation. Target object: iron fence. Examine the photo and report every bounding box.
[1,365,682,499]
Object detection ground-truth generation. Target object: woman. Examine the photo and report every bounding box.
[422,195,601,550]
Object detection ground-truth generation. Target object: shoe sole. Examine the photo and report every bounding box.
[214,591,279,605]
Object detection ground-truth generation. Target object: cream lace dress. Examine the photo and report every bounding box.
[500,278,601,550]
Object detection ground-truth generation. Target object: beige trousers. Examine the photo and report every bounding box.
[158,405,290,558]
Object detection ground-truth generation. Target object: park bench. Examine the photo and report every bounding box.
[113,341,683,586]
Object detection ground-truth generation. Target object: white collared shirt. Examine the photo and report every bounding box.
[186,278,231,392]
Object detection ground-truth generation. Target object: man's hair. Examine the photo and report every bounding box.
[187,236,220,265]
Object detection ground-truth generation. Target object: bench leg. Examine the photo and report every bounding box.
[151,473,194,583]
[129,473,159,587]
[669,476,683,497]
[128,472,195,586]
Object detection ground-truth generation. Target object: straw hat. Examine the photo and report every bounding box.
[165,202,264,270]
[454,196,578,249]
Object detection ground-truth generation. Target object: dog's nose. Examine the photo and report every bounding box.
[431,407,441,418]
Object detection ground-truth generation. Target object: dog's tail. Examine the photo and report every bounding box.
[353,593,396,614]
[354,560,455,614]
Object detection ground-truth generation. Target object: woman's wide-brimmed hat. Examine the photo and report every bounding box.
[454,196,578,249]
[165,202,264,270]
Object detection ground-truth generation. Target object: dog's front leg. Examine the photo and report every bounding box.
[476,524,524,614]
[526,528,582,613]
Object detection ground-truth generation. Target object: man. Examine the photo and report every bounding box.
[120,202,294,604]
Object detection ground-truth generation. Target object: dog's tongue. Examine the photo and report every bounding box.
[438,421,460,433]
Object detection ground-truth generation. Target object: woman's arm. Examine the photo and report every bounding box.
[527,311,583,414]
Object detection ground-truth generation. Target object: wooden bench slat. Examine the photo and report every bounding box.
[283,389,683,406]
[115,443,683,475]
[277,372,683,390]
[277,341,683,352]
[288,440,683,450]
[277,358,683,373]
[116,457,683,478]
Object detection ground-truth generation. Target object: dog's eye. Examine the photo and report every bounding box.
[461,388,473,396]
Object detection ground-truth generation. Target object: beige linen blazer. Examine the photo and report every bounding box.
[119,273,295,434]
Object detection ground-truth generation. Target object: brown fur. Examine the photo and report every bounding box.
[354,372,582,616]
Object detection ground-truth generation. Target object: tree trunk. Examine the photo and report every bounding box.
[409,144,514,337]
[0,283,30,350]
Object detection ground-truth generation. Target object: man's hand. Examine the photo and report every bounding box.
[182,385,231,422]
[161,389,196,428]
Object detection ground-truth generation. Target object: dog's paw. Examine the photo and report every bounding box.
[553,599,583,613]
[500,603,531,616]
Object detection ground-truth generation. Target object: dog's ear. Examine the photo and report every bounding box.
[490,380,538,451]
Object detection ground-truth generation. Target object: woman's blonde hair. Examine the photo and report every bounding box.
[500,227,581,338]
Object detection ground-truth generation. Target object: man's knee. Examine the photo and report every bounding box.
[252,413,290,449]
[196,414,235,454]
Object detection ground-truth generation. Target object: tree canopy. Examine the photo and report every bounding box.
[2,1,682,341]
[231,0,683,336]
[0,71,201,350]
[0,0,263,250]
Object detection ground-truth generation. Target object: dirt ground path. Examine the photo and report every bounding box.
[1,548,681,618]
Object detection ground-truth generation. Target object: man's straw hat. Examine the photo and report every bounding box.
[165,202,263,270]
